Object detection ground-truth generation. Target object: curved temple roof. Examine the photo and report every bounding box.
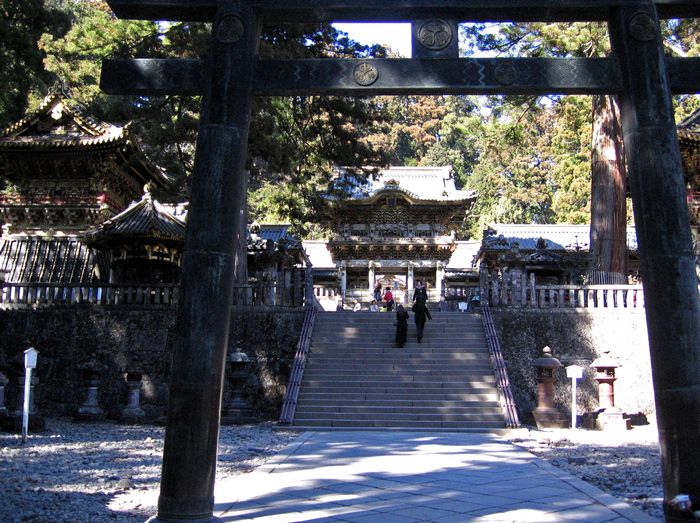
[85,191,186,246]
[338,166,475,204]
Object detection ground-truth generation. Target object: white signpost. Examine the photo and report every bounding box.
[566,364,584,430]
[22,347,38,444]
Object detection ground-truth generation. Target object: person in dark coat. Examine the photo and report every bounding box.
[413,280,428,303]
[412,300,432,343]
[395,304,409,348]
[373,282,383,303]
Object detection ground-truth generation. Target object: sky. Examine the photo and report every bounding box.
[333,23,412,57]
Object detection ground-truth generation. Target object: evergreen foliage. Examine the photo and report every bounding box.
[1,3,698,240]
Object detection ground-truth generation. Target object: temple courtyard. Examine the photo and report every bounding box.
[0,419,661,522]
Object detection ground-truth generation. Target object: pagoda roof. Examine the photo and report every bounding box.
[678,108,700,145]
[85,191,186,246]
[0,83,170,188]
[336,166,476,204]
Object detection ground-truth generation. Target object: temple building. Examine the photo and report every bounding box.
[672,107,700,278]
[0,85,307,305]
[0,83,170,236]
[3,85,698,304]
[0,83,170,285]
[305,166,479,308]
[475,224,640,306]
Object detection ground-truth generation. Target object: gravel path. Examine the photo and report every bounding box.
[0,418,298,523]
[0,419,662,522]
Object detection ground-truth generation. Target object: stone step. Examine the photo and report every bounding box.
[298,392,500,402]
[292,418,505,429]
[302,366,495,377]
[300,385,496,396]
[306,369,495,387]
[298,402,501,412]
[309,345,489,353]
[302,376,495,385]
[292,312,506,430]
[306,355,492,364]
[318,312,481,320]
[293,411,505,422]
[303,359,493,368]
[293,404,502,415]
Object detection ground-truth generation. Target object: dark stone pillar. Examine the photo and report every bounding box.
[151,3,259,522]
[609,3,700,519]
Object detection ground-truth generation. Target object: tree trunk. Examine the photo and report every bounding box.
[589,94,628,284]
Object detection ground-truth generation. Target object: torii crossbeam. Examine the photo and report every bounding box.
[101,2,700,522]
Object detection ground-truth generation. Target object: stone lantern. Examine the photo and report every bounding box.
[532,346,568,428]
[75,360,105,421]
[120,372,146,423]
[591,350,629,430]
[0,372,8,417]
[221,346,256,424]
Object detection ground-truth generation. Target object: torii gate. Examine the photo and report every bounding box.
[101,1,700,522]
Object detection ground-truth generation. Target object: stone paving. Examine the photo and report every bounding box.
[213,431,658,522]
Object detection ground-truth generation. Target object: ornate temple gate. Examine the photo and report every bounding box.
[101,1,700,521]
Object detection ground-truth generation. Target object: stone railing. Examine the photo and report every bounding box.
[0,282,306,309]
[481,282,645,309]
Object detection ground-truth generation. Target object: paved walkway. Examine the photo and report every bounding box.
[213,431,657,522]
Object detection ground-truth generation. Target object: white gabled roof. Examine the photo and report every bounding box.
[303,240,335,269]
[446,241,482,269]
[343,166,475,202]
[484,224,638,251]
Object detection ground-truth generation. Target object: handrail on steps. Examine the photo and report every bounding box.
[481,307,521,429]
[279,306,316,424]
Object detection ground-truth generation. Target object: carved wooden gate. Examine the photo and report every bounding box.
[101,2,700,521]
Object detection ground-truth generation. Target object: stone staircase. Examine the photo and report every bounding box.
[291,311,506,431]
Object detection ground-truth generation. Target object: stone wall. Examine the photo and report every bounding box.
[0,306,655,427]
[0,307,305,422]
[489,308,655,425]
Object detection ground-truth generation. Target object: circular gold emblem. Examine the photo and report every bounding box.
[216,14,244,44]
[418,20,453,50]
[354,62,379,86]
[494,62,517,85]
[629,12,657,42]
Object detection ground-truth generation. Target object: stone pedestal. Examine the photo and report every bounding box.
[75,374,104,421]
[220,348,256,425]
[121,373,146,423]
[596,408,631,431]
[0,372,9,418]
[533,407,569,429]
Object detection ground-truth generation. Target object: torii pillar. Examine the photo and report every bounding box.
[146,4,258,522]
[609,4,700,519]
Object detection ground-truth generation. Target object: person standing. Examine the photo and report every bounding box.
[413,280,428,303]
[412,299,432,343]
[395,304,409,348]
[383,287,395,312]
[373,281,383,304]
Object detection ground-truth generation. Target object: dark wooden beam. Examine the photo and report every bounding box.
[100,59,204,96]
[101,56,700,97]
[106,0,700,23]
[256,57,622,95]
